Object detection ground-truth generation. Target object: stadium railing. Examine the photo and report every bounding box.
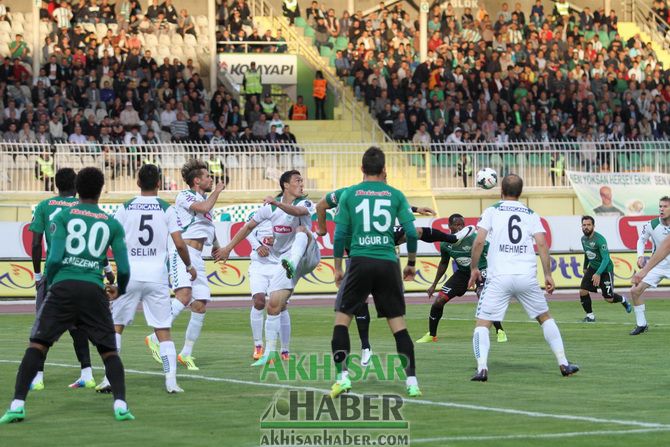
[626,0,670,55]
[1,141,669,193]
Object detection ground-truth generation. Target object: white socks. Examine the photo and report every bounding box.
[250,306,265,346]
[473,326,490,372]
[80,366,94,382]
[171,299,186,320]
[159,340,177,386]
[31,371,43,385]
[406,376,418,387]
[181,312,205,357]
[113,399,128,411]
[289,232,308,266]
[10,399,24,411]
[280,310,291,353]
[265,314,281,354]
[115,333,122,353]
[542,318,568,366]
[634,304,647,327]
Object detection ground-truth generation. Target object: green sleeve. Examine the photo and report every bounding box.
[595,235,611,275]
[396,191,415,225]
[111,222,130,294]
[334,190,351,226]
[583,253,589,271]
[334,223,351,258]
[402,221,418,254]
[29,201,45,234]
[325,188,344,208]
[45,217,66,286]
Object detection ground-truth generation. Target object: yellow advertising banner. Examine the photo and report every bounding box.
[0,253,664,298]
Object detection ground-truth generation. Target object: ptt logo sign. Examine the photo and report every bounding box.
[0,263,35,289]
[208,263,245,287]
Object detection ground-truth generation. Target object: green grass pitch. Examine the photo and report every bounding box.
[1,298,669,446]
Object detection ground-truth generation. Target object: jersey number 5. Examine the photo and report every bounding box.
[355,199,391,232]
[139,215,154,246]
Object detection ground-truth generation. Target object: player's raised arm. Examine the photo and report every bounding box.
[220,218,260,262]
[265,195,310,216]
[187,180,225,214]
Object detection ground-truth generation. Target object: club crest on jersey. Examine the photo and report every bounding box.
[274,225,293,234]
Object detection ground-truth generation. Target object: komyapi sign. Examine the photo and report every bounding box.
[217,54,297,84]
[260,390,410,446]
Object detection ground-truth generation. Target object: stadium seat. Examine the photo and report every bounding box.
[25,13,34,23]
[0,21,11,33]
[292,154,306,168]
[251,154,264,168]
[0,43,9,57]
[83,23,96,33]
[184,34,197,47]
[225,154,240,168]
[629,152,641,170]
[303,27,315,38]
[642,151,655,168]
[294,17,308,28]
[14,12,25,24]
[278,154,291,168]
[196,15,208,28]
[171,33,184,46]
[158,34,171,46]
[335,36,348,50]
[96,23,108,37]
[184,46,197,58]
[265,155,278,168]
[617,153,630,171]
[15,155,29,169]
[145,34,158,47]
[0,31,10,43]
[320,46,332,58]
[96,109,108,123]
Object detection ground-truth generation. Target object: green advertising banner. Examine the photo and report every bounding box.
[566,171,670,217]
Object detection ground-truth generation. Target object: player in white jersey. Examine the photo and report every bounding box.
[94,165,196,393]
[629,196,670,335]
[247,215,292,360]
[220,170,321,366]
[468,174,579,381]
[147,159,225,371]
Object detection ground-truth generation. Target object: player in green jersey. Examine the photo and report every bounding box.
[415,214,507,344]
[579,216,632,322]
[29,167,115,391]
[330,147,421,398]
[0,167,134,424]
[316,188,438,367]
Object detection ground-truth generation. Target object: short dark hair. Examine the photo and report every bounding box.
[76,167,105,200]
[55,167,76,192]
[181,159,207,187]
[660,196,670,203]
[362,146,385,176]
[582,215,595,225]
[501,174,523,198]
[279,170,301,192]
[138,164,160,191]
[448,213,464,225]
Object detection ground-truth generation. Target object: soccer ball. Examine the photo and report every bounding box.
[476,168,498,190]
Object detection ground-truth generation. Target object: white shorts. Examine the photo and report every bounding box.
[642,265,670,288]
[269,240,321,294]
[112,280,171,328]
[249,260,275,296]
[476,274,549,321]
[169,245,211,301]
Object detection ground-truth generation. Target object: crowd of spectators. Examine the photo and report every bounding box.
[1,0,299,165]
[286,0,670,160]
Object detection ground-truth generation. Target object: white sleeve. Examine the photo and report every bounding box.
[252,204,271,224]
[530,213,545,235]
[176,191,196,212]
[454,225,476,241]
[477,207,493,231]
[637,223,652,258]
[166,206,182,234]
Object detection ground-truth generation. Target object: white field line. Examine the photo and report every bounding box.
[0,359,667,430]
[412,427,670,443]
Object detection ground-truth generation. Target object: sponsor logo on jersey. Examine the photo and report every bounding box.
[274,225,293,234]
[127,203,162,211]
[48,200,78,207]
[355,190,392,197]
[71,209,109,220]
